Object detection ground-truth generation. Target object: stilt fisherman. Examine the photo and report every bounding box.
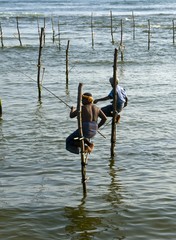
[66,92,107,154]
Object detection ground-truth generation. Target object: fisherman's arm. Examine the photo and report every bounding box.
[98,109,107,128]
[70,106,77,118]
[94,96,110,104]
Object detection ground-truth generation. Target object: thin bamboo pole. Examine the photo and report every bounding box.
[91,13,94,49]
[37,27,44,102]
[51,17,55,43]
[37,17,40,39]
[120,19,124,61]
[0,99,2,119]
[111,48,118,157]
[148,19,151,50]
[77,83,87,196]
[58,17,61,50]
[16,17,22,46]
[132,11,135,40]
[173,19,175,44]
[66,40,70,85]
[43,17,46,45]
[110,10,114,44]
[0,22,4,48]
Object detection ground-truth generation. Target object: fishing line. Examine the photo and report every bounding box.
[99,118,112,130]
[8,64,106,138]
[14,67,72,109]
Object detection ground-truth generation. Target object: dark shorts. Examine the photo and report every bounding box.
[82,121,98,138]
[101,103,124,117]
[66,121,98,154]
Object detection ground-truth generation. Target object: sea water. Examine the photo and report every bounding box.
[0,0,176,239]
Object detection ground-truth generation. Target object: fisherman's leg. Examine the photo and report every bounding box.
[84,138,92,145]
[102,105,121,123]
[66,130,80,154]
[84,138,94,153]
[82,122,97,153]
[101,105,113,117]
[115,104,125,123]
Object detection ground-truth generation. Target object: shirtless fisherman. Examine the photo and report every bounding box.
[66,92,107,154]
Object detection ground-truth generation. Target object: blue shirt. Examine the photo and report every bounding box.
[108,85,127,111]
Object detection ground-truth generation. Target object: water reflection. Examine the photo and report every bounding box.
[64,158,125,239]
[0,119,8,161]
[107,158,124,206]
[102,157,126,239]
[64,197,102,240]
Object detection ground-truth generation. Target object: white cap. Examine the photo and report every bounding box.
[109,77,119,85]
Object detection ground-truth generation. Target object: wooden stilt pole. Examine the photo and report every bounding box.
[172,19,175,44]
[43,17,46,45]
[91,13,94,49]
[148,19,151,50]
[77,83,87,196]
[37,27,44,102]
[0,99,2,119]
[51,17,55,43]
[111,48,118,157]
[132,11,135,40]
[16,17,22,47]
[66,40,70,85]
[120,19,124,61]
[110,10,114,44]
[37,17,40,40]
[58,17,61,50]
[0,22,4,48]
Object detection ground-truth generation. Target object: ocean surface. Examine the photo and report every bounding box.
[0,0,176,239]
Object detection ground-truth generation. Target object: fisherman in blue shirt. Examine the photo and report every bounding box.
[94,77,128,123]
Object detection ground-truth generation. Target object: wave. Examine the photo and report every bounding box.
[1,0,176,18]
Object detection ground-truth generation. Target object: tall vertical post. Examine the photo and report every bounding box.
[66,40,70,86]
[0,22,4,48]
[132,11,135,40]
[111,48,118,157]
[37,27,44,102]
[43,17,46,45]
[51,17,55,43]
[91,13,94,49]
[110,10,114,44]
[37,17,40,39]
[16,17,22,46]
[77,83,87,196]
[172,19,175,44]
[0,99,2,119]
[58,17,61,50]
[148,19,151,50]
[120,19,124,61]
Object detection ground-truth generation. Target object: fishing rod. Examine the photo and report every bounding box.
[97,129,106,139]
[42,83,106,138]
[17,68,72,109]
[17,69,106,138]
[42,84,72,109]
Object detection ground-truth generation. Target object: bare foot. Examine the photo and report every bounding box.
[115,114,120,123]
[88,143,94,152]
[85,143,94,153]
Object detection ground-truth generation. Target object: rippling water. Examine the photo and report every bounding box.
[1,0,176,239]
